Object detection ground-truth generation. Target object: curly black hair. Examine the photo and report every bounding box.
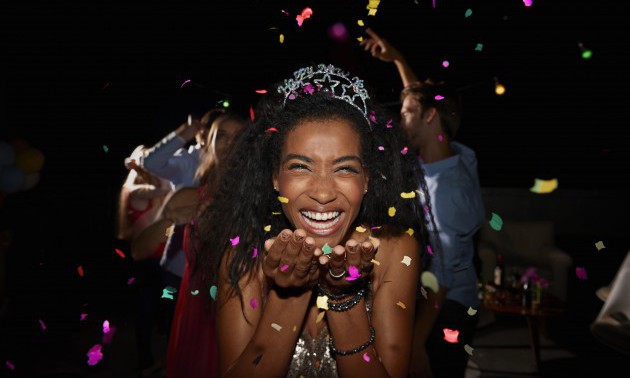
[190,64,438,300]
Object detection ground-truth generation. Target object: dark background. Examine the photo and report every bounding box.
[1,0,629,376]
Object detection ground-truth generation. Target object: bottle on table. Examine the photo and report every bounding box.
[493,253,505,288]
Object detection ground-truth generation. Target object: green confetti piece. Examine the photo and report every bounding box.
[102,145,109,153]
[322,243,332,255]
[489,212,503,231]
[161,286,177,300]
[475,43,483,52]
[581,49,593,59]
[465,9,472,17]
[210,285,218,300]
[190,289,199,295]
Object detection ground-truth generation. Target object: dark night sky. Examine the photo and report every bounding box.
[1,1,630,374]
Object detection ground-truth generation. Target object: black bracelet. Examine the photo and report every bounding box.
[329,326,376,357]
[326,288,365,312]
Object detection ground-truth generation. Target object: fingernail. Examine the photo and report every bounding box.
[281,232,290,241]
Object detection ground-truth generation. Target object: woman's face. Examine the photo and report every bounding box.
[273,118,369,248]
[207,117,244,160]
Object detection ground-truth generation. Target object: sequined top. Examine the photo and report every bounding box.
[287,285,373,378]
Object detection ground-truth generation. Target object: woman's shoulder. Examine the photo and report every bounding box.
[374,231,420,263]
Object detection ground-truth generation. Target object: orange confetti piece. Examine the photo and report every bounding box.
[396,301,407,309]
[316,311,326,323]
[255,89,267,94]
[250,106,255,121]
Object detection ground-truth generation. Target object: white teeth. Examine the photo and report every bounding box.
[300,211,340,221]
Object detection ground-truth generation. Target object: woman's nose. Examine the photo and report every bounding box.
[308,175,337,204]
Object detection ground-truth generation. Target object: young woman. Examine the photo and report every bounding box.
[193,63,436,377]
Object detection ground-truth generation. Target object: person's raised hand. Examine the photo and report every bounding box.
[360,28,402,63]
[319,238,379,290]
[263,229,322,290]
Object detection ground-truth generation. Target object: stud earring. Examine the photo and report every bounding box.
[274,186,279,192]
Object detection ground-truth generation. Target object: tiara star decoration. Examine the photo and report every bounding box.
[277,63,371,126]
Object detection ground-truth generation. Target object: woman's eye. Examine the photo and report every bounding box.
[336,166,360,174]
[288,163,309,171]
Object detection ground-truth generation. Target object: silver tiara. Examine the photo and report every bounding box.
[277,63,371,125]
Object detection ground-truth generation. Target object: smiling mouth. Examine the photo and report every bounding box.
[299,210,342,234]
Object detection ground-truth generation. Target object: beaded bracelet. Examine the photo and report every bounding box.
[326,288,365,312]
[329,326,376,357]
[318,284,357,301]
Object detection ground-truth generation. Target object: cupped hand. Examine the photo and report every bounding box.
[319,237,379,289]
[263,229,322,290]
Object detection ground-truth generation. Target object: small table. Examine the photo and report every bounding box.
[483,292,566,371]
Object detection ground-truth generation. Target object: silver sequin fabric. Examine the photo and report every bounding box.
[287,285,373,378]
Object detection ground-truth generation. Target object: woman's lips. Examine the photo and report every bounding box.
[299,211,344,236]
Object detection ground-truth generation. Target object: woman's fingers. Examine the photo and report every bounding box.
[292,232,314,278]
[360,239,378,274]
[263,229,291,270]
[328,245,346,278]
[345,239,361,271]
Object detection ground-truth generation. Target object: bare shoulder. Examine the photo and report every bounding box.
[375,232,420,264]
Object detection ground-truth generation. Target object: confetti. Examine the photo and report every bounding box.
[465,9,473,17]
[434,95,444,101]
[371,259,380,266]
[278,196,289,203]
[523,0,533,7]
[279,34,285,43]
[114,248,126,258]
[250,106,255,121]
[230,236,240,246]
[595,241,605,251]
[442,60,450,68]
[39,319,46,330]
[576,267,588,280]
[322,243,333,255]
[368,8,377,16]
[443,328,459,343]
[406,228,414,236]
[86,344,103,366]
[378,146,385,151]
[400,191,415,199]
[530,178,558,194]
[272,211,281,215]
[127,277,135,285]
[180,79,191,88]
[316,295,329,310]
[438,134,444,142]
[162,286,177,300]
[316,311,326,323]
[190,289,199,295]
[253,248,259,258]
[102,145,109,153]
[250,298,258,308]
[210,285,218,300]
[264,127,279,133]
[80,313,88,321]
[255,89,267,94]
[401,146,408,155]
[420,286,428,299]
[427,245,433,255]
[467,307,478,316]
[280,264,289,272]
[421,271,439,293]
[5,360,15,370]
[401,256,412,266]
[296,7,313,27]
[464,344,474,356]
[103,320,110,333]
[271,323,282,332]
[77,265,84,277]
[264,225,271,232]
[475,43,483,52]
[358,19,364,26]
[363,352,371,362]
[346,266,360,281]
[396,301,407,309]
[489,212,503,231]
[388,207,396,217]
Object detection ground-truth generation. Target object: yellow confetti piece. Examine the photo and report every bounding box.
[369,236,379,245]
[279,34,285,44]
[464,344,474,356]
[388,207,396,217]
[371,259,380,266]
[271,323,282,331]
[529,178,558,194]
[357,36,364,42]
[368,8,378,16]
[293,325,297,332]
[396,301,407,309]
[595,241,606,251]
[316,311,326,323]
[278,196,289,203]
[356,226,367,233]
[366,0,380,9]
[400,191,416,199]
[421,271,439,293]
[401,256,412,266]
[165,225,173,237]
[272,211,281,215]
[357,19,364,26]
[406,228,414,236]
[316,295,329,310]
[467,307,477,316]
[264,225,271,232]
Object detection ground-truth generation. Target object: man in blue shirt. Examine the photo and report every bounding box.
[362,28,486,377]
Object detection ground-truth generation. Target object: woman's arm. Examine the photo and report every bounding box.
[217,230,321,377]
[326,234,420,378]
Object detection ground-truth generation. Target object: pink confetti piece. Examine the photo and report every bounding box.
[427,245,434,255]
[39,319,46,330]
[102,320,110,334]
[5,360,15,370]
[423,205,429,214]
[180,79,191,88]
[363,352,371,362]
[296,7,313,27]
[345,266,360,281]
[401,146,408,155]
[303,84,315,94]
[127,277,135,285]
[386,119,393,128]
[523,0,533,6]
[230,236,240,246]
[378,146,385,151]
[77,265,84,277]
[250,298,258,308]
[576,266,588,280]
[443,328,459,343]
[438,134,443,142]
[86,344,103,366]
[80,313,88,321]
[264,127,279,133]
[280,264,289,272]
[255,89,267,94]
[114,248,126,258]
[250,106,255,121]
[369,111,377,123]
[442,60,450,68]
[252,248,258,258]
[434,95,444,101]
